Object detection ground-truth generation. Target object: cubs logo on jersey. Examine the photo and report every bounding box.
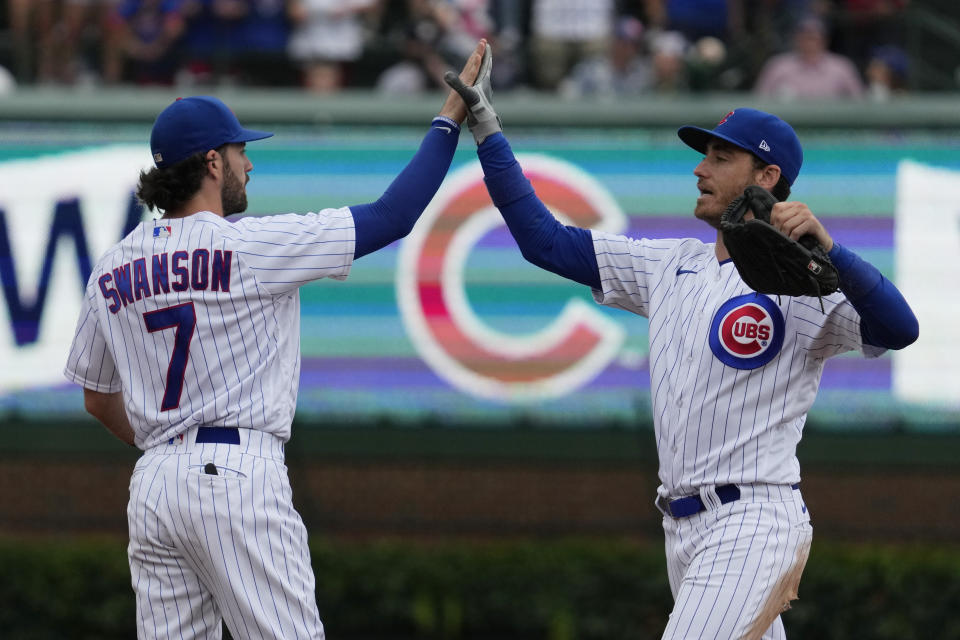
[708,294,785,369]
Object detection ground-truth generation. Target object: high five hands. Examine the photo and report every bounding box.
[442,40,502,145]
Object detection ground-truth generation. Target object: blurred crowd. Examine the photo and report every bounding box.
[0,0,917,100]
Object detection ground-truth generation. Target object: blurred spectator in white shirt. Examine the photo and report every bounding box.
[0,64,17,94]
[648,29,690,93]
[287,0,378,93]
[559,16,654,99]
[529,0,615,90]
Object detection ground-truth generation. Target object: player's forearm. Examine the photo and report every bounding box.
[478,133,601,288]
[351,118,460,259]
[829,242,919,349]
[83,389,136,447]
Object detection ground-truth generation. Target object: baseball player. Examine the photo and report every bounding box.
[63,41,488,640]
[446,53,918,638]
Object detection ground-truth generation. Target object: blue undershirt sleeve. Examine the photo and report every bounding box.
[350,117,461,259]
[477,133,601,289]
[828,242,919,349]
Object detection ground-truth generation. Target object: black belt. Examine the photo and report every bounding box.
[195,427,240,444]
[659,483,800,519]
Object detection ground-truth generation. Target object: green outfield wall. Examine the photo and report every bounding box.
[1,88,960,128]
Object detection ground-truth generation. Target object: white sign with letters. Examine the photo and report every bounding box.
[0,146,151,394]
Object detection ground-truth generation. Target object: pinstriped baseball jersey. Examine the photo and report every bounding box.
[590,232,884,497]
[64,209,355,450]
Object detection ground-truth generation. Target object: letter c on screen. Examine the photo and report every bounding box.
[397,155,627,402]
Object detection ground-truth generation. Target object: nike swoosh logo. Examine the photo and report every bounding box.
[676,268,698,275]
[437,126,452,134]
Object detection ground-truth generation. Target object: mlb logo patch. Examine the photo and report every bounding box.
[153,225,172,238]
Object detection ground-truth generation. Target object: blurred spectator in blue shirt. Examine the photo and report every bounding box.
[232,0,295,86]
[239,0,289,54]
[103,0,185,84]
[177,0,246,84]
[643,0,744,43]
[865,44,909,100]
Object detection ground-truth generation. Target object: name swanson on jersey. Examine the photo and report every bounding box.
[98,248,233,314]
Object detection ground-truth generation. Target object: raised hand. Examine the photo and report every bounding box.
[437,39,487,126]
[443,40,502,145]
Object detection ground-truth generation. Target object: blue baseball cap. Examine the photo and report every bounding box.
[677,108,803,185]
[150,96,273,168]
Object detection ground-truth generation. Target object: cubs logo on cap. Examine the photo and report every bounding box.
[677,108,803,186]
[709,294,785,369]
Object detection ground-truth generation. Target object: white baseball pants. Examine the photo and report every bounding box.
[127,427,324,639]
[660,484,813,640]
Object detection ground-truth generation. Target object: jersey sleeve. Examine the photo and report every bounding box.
[230,207,356,295]
[590,231,684,318]
[63,283,121,393]
[787,294,884,359]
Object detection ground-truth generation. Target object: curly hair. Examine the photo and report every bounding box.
[136,149,215,213]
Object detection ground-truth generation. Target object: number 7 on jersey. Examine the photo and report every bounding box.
[143,302,197,411]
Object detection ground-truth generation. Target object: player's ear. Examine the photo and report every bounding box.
[755,164,781,190]
[204,148,222,179]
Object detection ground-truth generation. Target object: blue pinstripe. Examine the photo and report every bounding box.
[66,206,356,639]
[662,492,811,639]
[592,230,859,638]
[161,467,204,639]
